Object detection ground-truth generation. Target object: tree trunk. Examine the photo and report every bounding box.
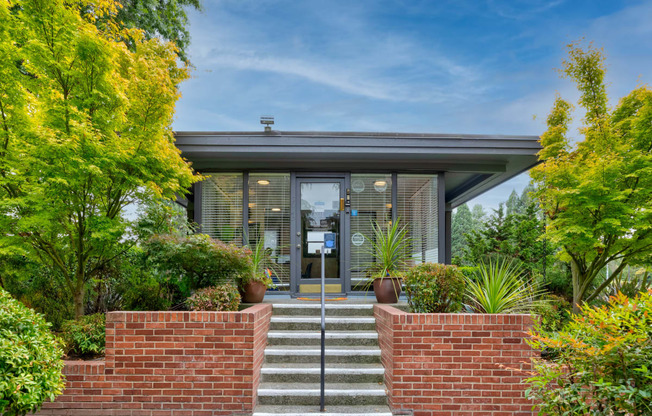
[570,259,584,314]
[73,285,85,318]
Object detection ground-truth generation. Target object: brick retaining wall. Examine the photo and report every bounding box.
[36,304,272,416]
[374,305,536,416]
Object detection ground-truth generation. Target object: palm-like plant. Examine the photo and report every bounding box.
[466,258,546,313]
[365,219,412,280]
[241,237,275,288]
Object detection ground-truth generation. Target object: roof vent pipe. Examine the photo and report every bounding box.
[260,116,274,132]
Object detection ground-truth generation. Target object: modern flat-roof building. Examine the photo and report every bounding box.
[174,130,540,296]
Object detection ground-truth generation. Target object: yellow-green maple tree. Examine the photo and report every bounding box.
[0,0,198,317]
[532,43,652,312]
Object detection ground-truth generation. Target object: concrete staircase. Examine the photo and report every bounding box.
[253,303,392,416]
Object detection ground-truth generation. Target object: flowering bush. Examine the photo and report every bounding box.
[0,288,64,416]
[526,289,652,415]
[186,284,241,312]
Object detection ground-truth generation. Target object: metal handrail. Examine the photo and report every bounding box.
[320,243,326,412]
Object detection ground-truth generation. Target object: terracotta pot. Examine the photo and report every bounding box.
[373,277,402,303]
[242,281,267,303]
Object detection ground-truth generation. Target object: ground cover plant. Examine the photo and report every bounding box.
[404,263,466,313]
[0,288,65,416]
[526,289,652,415]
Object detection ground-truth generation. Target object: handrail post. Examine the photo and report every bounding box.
[320,243,326,412]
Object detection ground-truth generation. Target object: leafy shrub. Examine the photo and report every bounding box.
[60,314,106,358]
[404,263,466,313]
[186,284,241,311]
[144,234,252,304]
[0,255,74,331]
[0,288,65,416]
[532,294,572,332]
[466,258,546,313]
[119,272,172,311]
[526,290,652,415]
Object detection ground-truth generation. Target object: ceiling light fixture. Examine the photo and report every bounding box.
[257,180,270,185]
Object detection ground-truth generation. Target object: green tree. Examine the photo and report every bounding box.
[0,0,198,317]
[505,189,524,216]
[531,43,652,312]
[463,197,555,281]
[451,203,473,262]
[112,0,202,63]
[471,204,486,228]
[464,204,514,263]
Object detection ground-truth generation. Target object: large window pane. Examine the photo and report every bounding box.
[350,174,393,290]
[397,174,438,264]
[248,173,291,291]
[201,173,243,245]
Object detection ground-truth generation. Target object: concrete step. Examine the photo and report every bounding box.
[257,382,387,406]
[270,316,376,331]
[261,364,384,383]
[253,404,392,416]
[266,330,379,346]
[272,303,374,317]
[264,346,381,364]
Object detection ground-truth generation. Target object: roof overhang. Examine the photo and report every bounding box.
[174,131,541,208]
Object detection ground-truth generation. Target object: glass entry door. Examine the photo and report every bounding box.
[294,178,345,294]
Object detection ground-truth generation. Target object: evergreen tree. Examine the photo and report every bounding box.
[463,198,556,281]
[471,204,486,229]
[451,203,473,262]
[464,204,514,264]
[506,190,524,216]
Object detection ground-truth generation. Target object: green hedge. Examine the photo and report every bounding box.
[0,288,65,416]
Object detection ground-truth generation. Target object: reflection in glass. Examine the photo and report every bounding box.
[300,182,340,279]
[350,174,392,290]
[248,174,291,291]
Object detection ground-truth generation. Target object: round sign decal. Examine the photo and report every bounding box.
[352,180,365,193]
[351,233,365,246]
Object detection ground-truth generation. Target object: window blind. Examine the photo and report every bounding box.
[350,174,393,290]
[397,174,439,264]
[200,173,243,245]
[248,173,291,291]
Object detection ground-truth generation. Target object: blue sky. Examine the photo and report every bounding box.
[173,0,652,211]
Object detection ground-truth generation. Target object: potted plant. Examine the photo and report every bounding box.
[240,237,276,303]
[364,219,412,303]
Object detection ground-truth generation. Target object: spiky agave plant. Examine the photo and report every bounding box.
[466,258,546,313]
